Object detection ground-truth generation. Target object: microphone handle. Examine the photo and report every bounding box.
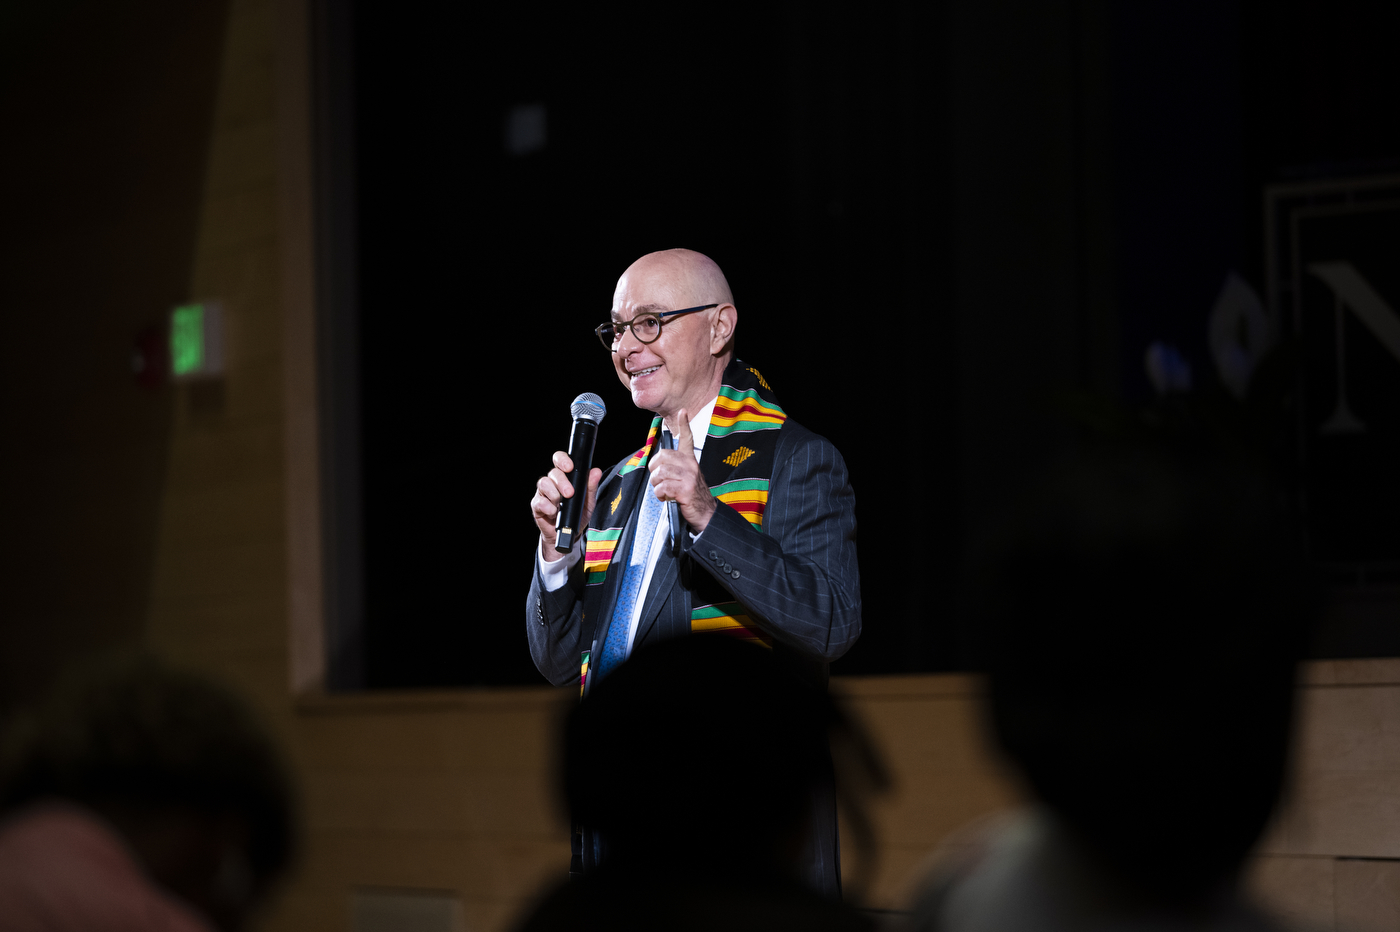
[662,430,683,556]
[555,418,598,552]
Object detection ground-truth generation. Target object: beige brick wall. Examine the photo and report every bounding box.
[273,690,572,931]
[1246,661,1400,932]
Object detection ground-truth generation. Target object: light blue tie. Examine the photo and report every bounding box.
[594,478,663,680]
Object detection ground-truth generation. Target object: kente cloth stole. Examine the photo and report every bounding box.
[576,359,787,695]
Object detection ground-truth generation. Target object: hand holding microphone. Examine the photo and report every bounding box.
[531,393,606,560]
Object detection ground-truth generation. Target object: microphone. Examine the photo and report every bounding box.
[555,392,606,553]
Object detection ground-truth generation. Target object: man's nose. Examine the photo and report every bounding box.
[615,323,644,354]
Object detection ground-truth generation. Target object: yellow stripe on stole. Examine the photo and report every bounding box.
[714,490,768,505]
[691,613,773,647]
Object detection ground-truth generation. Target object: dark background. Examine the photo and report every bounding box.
[338,0,1400,688]
[1298,207,1400,565]
[0,0,230,707]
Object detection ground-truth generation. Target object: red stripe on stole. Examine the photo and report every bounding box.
[723,502,765,525]
[624,429,659,466]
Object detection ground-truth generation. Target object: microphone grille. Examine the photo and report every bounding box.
[570,392,607,423]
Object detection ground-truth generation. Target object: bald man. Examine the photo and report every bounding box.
[526,249,861,896]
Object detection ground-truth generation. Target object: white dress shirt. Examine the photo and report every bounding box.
[538,398,716,657]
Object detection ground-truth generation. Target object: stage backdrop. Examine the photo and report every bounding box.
[320,0,1400,688]
[335,2,961,687]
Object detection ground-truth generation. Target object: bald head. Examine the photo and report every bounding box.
[613,248,734,311]
[608,248,739,422]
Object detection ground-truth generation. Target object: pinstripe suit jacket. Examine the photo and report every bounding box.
[526,415,861,689]
[525,414,860,897]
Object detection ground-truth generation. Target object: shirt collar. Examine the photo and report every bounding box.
[663,396,717,456]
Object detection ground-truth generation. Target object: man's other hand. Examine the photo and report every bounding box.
[533,451,602,562]
[649,409,717,534]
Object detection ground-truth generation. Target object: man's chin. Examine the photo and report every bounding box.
[629,388,664,414]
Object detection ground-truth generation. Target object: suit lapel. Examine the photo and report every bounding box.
[632,532,680,648]
[631,424,681,648]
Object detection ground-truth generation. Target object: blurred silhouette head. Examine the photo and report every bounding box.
[0,653,296,931]
[564,635,880,882]
[969,450,1314,907]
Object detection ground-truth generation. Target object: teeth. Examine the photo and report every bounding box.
[631,366,660,377]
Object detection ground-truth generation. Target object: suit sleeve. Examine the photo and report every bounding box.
[525,557,590,686]
[693,429,861,661]
[524,462,625,687]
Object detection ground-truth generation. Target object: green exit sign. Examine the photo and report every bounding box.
[169,302,224,379]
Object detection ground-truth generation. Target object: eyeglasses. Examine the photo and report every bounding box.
[595,304,719,351]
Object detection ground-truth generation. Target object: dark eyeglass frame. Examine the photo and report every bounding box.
[595,304,719,351]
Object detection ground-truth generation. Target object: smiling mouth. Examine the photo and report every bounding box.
[628,365,661,379]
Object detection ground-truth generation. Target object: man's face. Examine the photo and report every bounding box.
[610,263,717,418]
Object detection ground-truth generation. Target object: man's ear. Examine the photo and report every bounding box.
[710,303,737,355]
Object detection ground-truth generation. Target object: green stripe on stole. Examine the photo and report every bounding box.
[583,526,624,587]
[691,601,773,647]
[708,478,769,495]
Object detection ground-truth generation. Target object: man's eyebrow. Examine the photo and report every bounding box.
[611,304,667,321]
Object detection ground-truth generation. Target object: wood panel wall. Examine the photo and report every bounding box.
[0,0,228,710]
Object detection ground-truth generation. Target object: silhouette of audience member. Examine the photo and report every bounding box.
[515,634,888,932]
[0,653,296,932]
[905,452,1314,932]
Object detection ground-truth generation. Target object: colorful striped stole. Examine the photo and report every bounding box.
[709,477,769,530]
[686,361,786,641]
[582,527,622,586]
[708,384,787,437]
